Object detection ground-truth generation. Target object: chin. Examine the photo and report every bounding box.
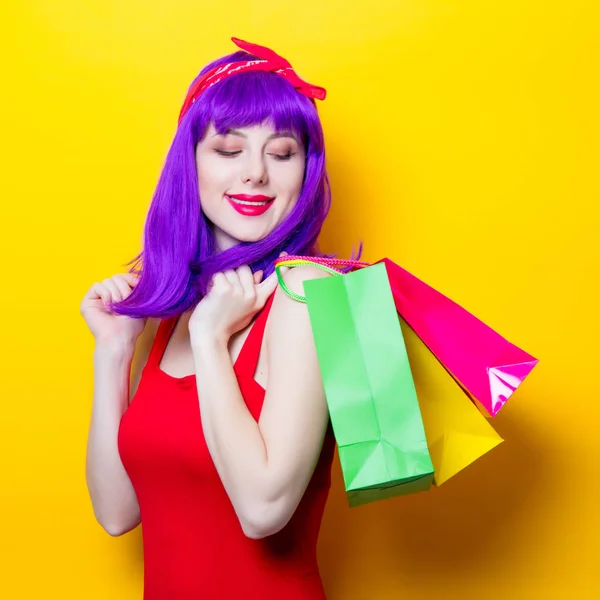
[216,223,275,246]
[233,228,273,243]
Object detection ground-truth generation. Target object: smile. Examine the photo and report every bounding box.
[230,198,270,206]
[226,194,275,217]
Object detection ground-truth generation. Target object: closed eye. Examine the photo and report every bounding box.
[268,152,295,161]
[215,149,296,160]
[215,149,241,157]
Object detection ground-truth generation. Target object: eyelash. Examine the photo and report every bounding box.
[214,149,295,161]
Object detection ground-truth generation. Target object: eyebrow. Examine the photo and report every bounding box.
[213,128,299,142]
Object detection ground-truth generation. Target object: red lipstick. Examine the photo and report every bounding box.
[226,194,275,217]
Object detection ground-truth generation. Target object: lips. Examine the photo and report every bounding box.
[226,194,275,217]
[228,194,274,202]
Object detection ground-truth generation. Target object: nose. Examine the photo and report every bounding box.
[241,153,268,186]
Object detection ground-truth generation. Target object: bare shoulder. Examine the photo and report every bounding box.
[277,264,332,299]
[129,317,161,403]
[267,265,333,336]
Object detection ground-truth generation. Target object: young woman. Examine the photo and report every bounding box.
[80,38,338,599]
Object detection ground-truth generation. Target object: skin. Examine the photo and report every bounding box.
[195,122,306,248]
[82,121,332,539]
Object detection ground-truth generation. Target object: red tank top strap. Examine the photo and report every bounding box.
[234,292,276,379]
[146,316,178,370]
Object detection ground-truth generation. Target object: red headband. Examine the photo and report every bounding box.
[178,37,326,125]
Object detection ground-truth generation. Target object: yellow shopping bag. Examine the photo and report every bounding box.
[401,318,503,485]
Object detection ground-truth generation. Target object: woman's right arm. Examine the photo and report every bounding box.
[86,339,140,536]
[81,271,158,536]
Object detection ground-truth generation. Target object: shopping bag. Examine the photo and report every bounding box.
[277,260,434,507]
[401,318,503,485]
[275,255,515,485]
[378,259,538,417]
[277,255,538,417]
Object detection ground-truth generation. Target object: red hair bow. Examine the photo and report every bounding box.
[178,37,326,125]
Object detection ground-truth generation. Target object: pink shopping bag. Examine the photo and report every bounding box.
[378,258,538,417]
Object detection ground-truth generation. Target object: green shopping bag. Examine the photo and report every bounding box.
[277,260,434,507]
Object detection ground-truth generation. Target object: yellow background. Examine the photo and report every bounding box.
[1,1,598,598]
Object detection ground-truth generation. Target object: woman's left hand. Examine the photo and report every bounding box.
[189,265,282,346]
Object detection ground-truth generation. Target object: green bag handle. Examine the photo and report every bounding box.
[274,256,369,303]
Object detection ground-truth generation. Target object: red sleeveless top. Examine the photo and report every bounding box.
[118,294,336,599]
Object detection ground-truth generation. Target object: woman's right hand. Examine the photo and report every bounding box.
[80,273,147,345]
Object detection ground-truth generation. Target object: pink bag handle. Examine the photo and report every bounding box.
[275,254,370,270]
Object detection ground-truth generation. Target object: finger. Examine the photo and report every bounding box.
[253,270,263,285]
[222,269,241,291]
[86,282,110,303]
[102,278,124,302]
[112,274,135,299]
[257,270,280,303]
[83,282,102,301]
[211,272,229,291]
[236,266,255,297]
[86,283,114,312]
[123,272,141,286]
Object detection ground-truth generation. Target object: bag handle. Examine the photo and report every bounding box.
[274,255,370,303]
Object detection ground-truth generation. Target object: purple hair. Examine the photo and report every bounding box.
[108,49,341,319]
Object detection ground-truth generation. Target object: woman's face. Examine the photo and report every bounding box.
[195,122,306,250]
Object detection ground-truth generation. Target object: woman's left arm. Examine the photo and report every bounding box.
[191,266,331,539]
